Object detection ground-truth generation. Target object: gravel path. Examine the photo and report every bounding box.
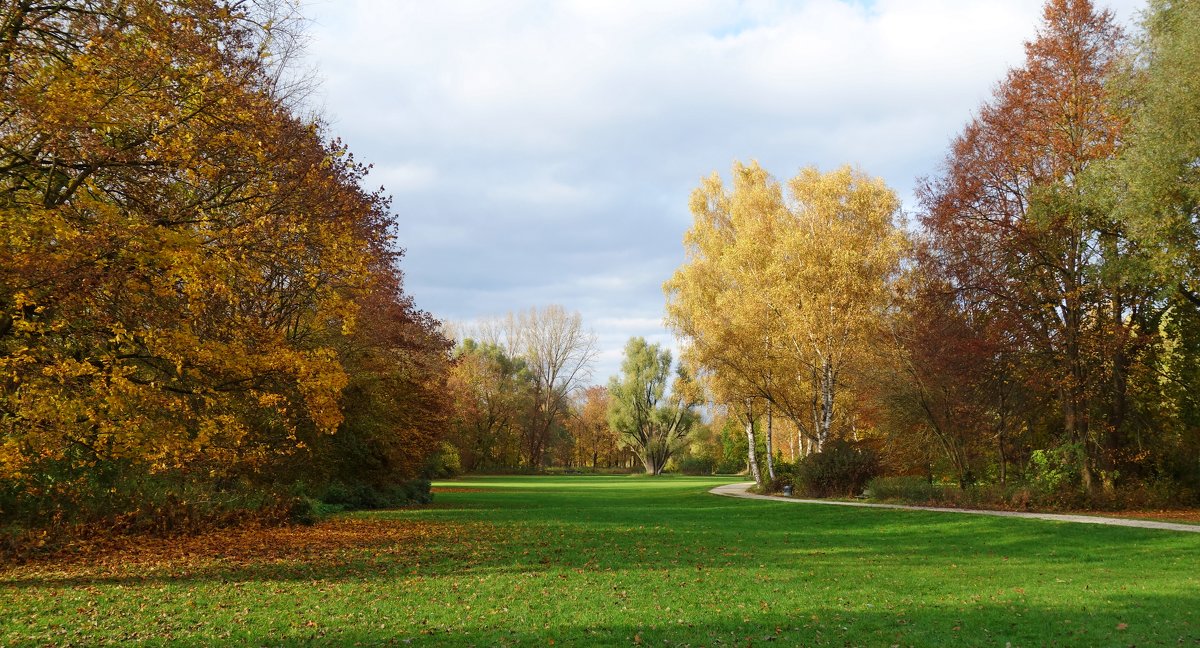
[710,482,1200,533]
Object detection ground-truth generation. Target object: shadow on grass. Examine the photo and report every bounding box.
[3,476,1198,648]
[6,479,1197,586]
[9,591,1196,647]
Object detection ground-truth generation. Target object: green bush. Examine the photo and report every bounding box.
[769,461,799,493]
[676,455,715,475]
[318,479,431,510]
[1023,444,1087,508]
[424,442,462,479]
[795,440,881,497]
[714,453,747,475]
[866,475,939,502]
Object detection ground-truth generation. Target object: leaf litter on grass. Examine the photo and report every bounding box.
[0,517,500,584]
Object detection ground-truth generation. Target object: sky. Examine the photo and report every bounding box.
[301,0,1145,384]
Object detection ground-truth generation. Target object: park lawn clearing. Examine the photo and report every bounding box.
[2,476,1197,646]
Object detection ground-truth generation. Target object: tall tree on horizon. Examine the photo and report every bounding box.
[917,0,1136,491]
[607,337,698,475]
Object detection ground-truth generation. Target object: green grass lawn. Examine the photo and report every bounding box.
[3,475,1199,646]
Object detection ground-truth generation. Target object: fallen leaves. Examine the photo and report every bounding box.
[0,517,499,584]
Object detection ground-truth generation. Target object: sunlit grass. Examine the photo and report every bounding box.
[3,475,1198,646]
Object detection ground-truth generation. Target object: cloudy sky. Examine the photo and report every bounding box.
[301,0,1144,383]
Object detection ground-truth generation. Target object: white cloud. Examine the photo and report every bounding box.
[371,162,438,193]
[487,178,595,207]
[303,0,1149,385]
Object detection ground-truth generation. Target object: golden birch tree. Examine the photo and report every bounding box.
[665,162,905,461]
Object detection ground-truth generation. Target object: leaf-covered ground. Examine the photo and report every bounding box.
[3,475,1199,646]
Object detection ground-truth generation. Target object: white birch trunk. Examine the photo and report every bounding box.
[744,402,762,486]
[765,400,775,480]
[819,357,834,449]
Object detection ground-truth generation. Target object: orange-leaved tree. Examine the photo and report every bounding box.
[0,0,449,528]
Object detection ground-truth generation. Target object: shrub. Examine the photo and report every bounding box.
[1024,444,1087,508]
[795,440,881,497]
[714,453,747,475]
[424,442,462,479]
[769,462,799,493]
[865,475,938,503]
[319,479,431,510]
[676,455,715,475]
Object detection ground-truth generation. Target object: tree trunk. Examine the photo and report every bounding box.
[744,402,762,487]
[997,420,1007,489]
[765,400,775,480]
[810,366,821,451]
[818,357,835,449]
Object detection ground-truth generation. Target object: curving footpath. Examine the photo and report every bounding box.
[710,482,1200,533]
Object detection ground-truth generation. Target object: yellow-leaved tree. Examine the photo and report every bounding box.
[0,1,452,535]
[665,162,906,476]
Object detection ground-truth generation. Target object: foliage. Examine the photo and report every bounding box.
[1027,444,1085,496]
[510,306,598,470]
[607,337,699,475]
[791,440,882,498]
[665,162,906,460]
[673,455,714,476]
[567,386,625,469]
[1114,0,1200,305]
[768,461,798,493]
[870,0,1200,501]
[864,475,939,503]
[423,443,462,480]
[714,419,751,474]
[317,479,432,512]
[445,339,531,471]
[0,0,451,539]
[445,307,597,471]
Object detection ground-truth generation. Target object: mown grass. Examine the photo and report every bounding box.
[3,475,1199,646]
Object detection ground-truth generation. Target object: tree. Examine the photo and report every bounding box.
[0,0,453,528]
[665,162,906,468]
[569,386,619,469]
[1114,0,1200,307]
[446,339,531,471]
[917,0,1135,491]
[315,274,453,491]
[872,261,1027,488]
[607,337,698,475]
[510,306,597,469]
[1107,0,1200,487]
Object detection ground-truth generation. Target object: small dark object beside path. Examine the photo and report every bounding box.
[710,482,1200,533]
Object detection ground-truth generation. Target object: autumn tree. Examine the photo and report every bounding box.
[1114,0,1200,305]
[569,386,620,469]
[313,273,452,494]
[871,259,1030,488]
[446,339,531,471]
[665,162,906,473]
[607,337,698,475]
[508,306,597,469]
[917,0,1139,492]
[449,306,596,470]
[1105,0,1200,486]
[0,0,451,529]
